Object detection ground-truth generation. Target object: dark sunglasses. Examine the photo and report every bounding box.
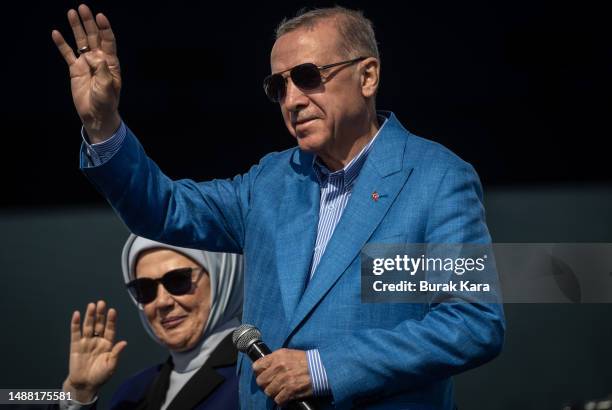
[126,267,203,305]
[263,56,367,103]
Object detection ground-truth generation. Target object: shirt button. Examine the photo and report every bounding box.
[328,205,335,210]
[314,246,320,252]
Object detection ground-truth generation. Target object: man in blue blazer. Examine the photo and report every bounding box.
[53,4,504,409]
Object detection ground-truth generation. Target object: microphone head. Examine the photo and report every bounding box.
[232,324,262,352]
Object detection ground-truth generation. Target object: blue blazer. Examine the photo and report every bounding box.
[81,111,504,409]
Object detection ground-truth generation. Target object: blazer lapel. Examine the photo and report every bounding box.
[140,359,172,410]
[275,149,320,320]
[166,334,237,410]
[286,115,413,339]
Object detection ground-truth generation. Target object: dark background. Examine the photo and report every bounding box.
[1,0,611,409]
[2,0,611,208]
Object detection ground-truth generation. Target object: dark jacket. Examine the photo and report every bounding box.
[110,333,239,410]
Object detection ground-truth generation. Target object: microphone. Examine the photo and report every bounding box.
[232,324,317,410]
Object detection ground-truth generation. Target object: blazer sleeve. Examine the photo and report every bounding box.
[80,126,267,253]
[317,161,505,408]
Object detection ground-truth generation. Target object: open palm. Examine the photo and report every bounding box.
[65,301,127,399]
[52,4,121,142]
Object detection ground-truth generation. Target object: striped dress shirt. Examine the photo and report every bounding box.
[305,117,385,396]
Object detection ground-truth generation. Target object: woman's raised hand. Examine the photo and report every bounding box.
[63,301,127,403]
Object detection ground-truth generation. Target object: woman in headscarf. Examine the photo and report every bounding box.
[61,234,243,409]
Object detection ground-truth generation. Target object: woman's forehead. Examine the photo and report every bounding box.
[135,248,199,278]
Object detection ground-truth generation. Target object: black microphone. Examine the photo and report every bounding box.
[232,324,318,410]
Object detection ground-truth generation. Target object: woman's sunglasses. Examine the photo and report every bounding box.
[263,56,367,103]
[126,267,203,305]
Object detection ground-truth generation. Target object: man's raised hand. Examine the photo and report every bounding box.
[52,4,122,143]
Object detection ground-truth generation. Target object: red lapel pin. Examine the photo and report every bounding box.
[371,191,380,202]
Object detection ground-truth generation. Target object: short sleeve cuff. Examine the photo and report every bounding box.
[306,349,332,397]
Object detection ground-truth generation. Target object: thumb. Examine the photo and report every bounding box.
[82,52,113,86]
[110,340,128,362]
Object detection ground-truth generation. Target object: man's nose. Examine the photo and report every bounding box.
[283,77,309,111]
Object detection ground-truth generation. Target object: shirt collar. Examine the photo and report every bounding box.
[313,114,388,188]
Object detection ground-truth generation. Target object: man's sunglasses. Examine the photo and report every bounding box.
[263,56,367,103]
[126,267,203,305]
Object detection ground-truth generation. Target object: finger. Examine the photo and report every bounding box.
[82,302,96,337]
[96,13,117,56]
[70,310,81,344]
[82,53,114,87]
[252,356,271,374]
[104,308,118,343]
[263,374,283,398]
[274,387,292,407]
[67,9,88,51]
[256,365,276,388]
[78,4,100,50]
[256,373,268,389]
[110,340,128,361]
[94,300,106,337]
[51,30,76,66]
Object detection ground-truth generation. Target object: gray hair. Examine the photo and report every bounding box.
[275,6,380,61]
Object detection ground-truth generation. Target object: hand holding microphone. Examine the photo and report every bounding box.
[233,325,317,410]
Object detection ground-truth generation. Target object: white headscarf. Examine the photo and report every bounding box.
[121,234,244,371]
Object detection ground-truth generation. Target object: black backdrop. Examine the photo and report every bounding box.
[2,0,610,208]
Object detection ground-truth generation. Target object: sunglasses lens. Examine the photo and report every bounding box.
[264,74,286,102]
[263,63,321,102]
[127,268,194,305]
[291,63,321,90]
[128,279,157,304]
[162,268,194,296]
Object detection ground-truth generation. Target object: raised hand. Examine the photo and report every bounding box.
[52,4,122,143]
[63,301,127,403]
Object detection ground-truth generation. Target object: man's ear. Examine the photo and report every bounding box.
[360,57,380,98]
